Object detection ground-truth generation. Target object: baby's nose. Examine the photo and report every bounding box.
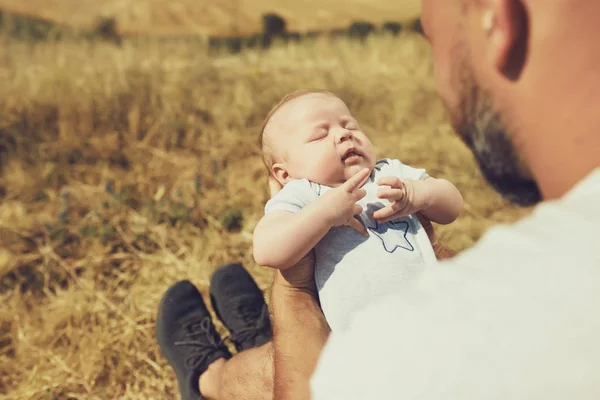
[336,128,352,142]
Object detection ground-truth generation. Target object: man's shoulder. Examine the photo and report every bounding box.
[311,170,600,399]
[454,183,599,271]
[311,174,600,398]
[474,168,600,257]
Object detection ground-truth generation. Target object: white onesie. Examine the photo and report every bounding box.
[265,158,438,332]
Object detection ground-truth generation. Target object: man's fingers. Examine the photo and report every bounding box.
[268,175,283,198]
[376,176,403,188]
[352,203,363,215]
[347,217,368,237]
[414,212,456,261]
[275,250,317,290]
[343,168,370,193]
[416,212,436,243]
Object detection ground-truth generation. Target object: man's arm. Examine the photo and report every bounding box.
[271,252,330,400]
[265,176,330,399]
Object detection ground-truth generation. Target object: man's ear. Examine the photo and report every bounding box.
[485,0,529,80]
[272,163,292,186]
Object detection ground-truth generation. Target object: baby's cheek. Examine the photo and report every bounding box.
[311,156,341,182]
[312,162,335,180]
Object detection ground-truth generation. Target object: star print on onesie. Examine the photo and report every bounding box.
[364,218,414,253]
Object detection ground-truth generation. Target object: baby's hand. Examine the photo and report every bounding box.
[371,176,431,223]
[320,168,370,236]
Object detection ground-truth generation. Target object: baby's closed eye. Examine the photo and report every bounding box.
[310,129,328,141]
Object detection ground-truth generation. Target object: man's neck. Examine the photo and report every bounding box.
[527,142,599,201]
[517,2,600,201]
[520,80,600,200]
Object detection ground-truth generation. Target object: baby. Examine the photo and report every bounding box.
[253,89,464,332]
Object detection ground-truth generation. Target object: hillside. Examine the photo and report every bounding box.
[0,1,535,396]
[0,0,421,36]
[0,32,530,398]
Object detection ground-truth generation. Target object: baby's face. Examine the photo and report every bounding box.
[267,93,376,187]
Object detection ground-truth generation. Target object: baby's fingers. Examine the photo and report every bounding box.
[375,204,412,222]
[371,205,396,220]
[377,187,405,201]
[347,216,368,237]
[344,168,371,192]
[376,176,403,188]
[354,188,367,201]
[378,213,404,224]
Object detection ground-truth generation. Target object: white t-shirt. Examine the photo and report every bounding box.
[311,168,600,399]
[265,159,436,332]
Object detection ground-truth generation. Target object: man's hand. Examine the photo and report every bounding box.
[268,174,284,198]
[320,168,370,236]
[372,176,431,223]
[274,250,318,295]
[416,212,457,260]
[268,173,330,400]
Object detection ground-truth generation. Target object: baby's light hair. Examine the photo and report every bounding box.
[259,89,336,173]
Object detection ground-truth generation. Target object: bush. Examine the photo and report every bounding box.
[409,17,424,35]
[262,13,286,37]
[93,17,122,46]
[382,22,402,36]
[347,21,375,41]
[220,208,244,232]
[0,11,64,41]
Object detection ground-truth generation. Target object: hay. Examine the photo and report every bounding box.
[0,33,530,398]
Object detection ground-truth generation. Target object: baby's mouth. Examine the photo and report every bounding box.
[342,148,363,162]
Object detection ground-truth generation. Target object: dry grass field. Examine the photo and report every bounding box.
[0,11,531,399]
[0,0,421,36]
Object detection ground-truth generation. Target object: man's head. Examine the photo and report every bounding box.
[421,0,541,206]
[260,90,377,187]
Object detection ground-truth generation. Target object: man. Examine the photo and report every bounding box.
[273,0,600,398]
[157,0,599,398]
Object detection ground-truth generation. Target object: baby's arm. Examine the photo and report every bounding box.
[374,176,463,225]
[373,159,463,225]
[417,177,463,225]
[253,203,332,270]
[254,169,370,270]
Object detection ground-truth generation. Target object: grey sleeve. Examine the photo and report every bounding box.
[264,178,319,214]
